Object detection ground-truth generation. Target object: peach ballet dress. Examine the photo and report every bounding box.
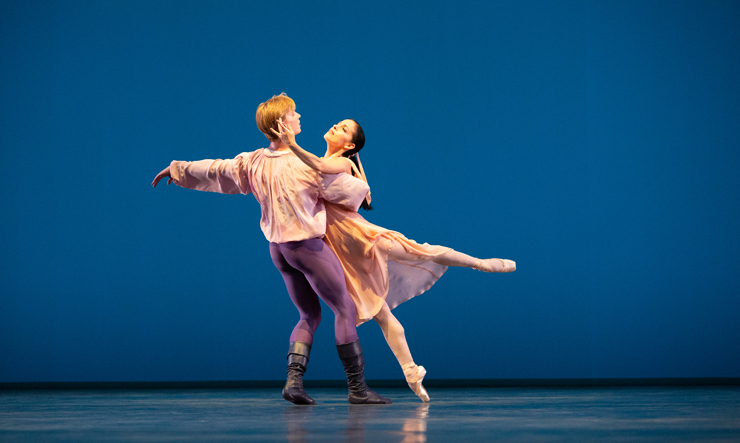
[323,200,450,325]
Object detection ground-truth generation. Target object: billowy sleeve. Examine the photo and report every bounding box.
[319,172,370,212]
[169,153,252,195]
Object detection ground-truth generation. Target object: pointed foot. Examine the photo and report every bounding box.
[404,364,430,402]
[475,258,516,273]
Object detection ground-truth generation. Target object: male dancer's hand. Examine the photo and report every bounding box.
[152,167,173,187]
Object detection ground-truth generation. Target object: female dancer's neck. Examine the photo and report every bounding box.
[324,144,346,158]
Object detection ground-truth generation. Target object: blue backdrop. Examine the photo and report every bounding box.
[1,0,739,383]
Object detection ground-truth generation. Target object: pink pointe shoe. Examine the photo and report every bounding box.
[403,363,430,402]
[473,258,516,273]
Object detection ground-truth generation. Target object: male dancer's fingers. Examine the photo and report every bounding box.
[152,169,166,187]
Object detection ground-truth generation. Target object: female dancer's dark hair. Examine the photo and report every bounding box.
[342,119,373,211]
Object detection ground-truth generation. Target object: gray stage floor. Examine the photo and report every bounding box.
[1,386,739,442]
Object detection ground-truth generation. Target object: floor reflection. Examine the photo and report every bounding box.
[344,403,429,443]
[343,403,380,442]
[284,406,312,443]
[398,403,429,443]
[284,401,430,443]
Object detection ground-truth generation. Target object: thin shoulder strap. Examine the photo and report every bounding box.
[345,155,371,204]
[344,157,362,178]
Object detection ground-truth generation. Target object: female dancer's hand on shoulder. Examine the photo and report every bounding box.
[272,119,351,175]
[271,118,297,147]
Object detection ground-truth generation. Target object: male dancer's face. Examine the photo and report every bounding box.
[281,108,302,136]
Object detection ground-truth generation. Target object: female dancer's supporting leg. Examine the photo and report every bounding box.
[373,301,430,402]
[374,238,516,402]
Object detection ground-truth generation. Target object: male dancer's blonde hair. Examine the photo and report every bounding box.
[256,93,295,141]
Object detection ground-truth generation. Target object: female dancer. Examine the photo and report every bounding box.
[272,118,516,402]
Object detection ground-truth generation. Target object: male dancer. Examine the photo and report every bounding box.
[152,93,391,405]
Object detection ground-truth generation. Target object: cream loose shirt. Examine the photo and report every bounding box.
[169,148,370,243]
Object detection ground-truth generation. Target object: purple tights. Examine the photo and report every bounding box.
[269,237,358,346]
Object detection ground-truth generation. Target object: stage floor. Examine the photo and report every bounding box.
[1,386,739,442]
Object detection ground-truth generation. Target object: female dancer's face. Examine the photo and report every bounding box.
[324,119,356,151]
[282,109,302,135]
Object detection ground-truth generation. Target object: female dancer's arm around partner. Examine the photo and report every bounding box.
[273,118,514,272]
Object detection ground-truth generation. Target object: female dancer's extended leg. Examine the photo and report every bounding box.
[385,239,516,273]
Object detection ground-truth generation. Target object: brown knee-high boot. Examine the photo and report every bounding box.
[282,341,316,405]
[336,340,392,404]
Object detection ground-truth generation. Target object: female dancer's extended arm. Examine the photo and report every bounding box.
[271,119,351,174]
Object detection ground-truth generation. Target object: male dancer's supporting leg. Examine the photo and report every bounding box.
[269,254,322,405]
[270,238,391,405]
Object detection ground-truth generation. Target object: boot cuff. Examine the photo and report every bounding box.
[336,339,362,359]
[288,341,312,358]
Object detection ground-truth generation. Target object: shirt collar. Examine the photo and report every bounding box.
[263,148,293,158]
